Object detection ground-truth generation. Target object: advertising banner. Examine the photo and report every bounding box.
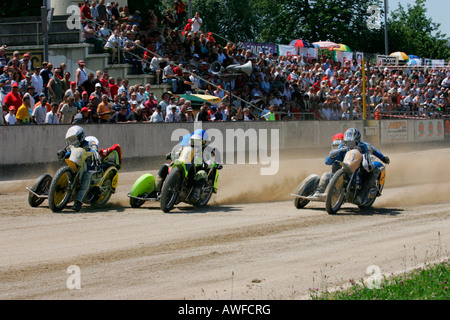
[241,42,277,55]
[377,55,398,66]
[335,51,353,65]
[277,45,297,57]
[356,52,364,66]
[415,119,445,142]
[445,119,450,140]
[381,120,408,144]
[364,120,380,145]
[424,59,446,67]
[298,47,318,60]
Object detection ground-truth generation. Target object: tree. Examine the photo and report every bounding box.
[190,0,258,43]
[0,0,41,18]
[252,0,383,51]
[388,0,450,59]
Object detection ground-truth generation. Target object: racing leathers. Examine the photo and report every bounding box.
[327,141,390,206]
[58,137,101,211]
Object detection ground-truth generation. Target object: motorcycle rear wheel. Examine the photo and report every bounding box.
[93,173,114,207]
[48,166,74,212]
[160,167,182,213]
[325,169,347,215]
[28,174,52,207]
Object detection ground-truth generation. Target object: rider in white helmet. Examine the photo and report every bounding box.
[59,126,100,212]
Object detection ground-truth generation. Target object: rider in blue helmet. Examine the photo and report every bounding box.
[329,128,390,206]
[154,130,221,200]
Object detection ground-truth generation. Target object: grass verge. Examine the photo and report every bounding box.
[311,259,449,300]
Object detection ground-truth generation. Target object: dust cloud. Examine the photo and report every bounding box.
[213,147,450,208]
[1,146,449,209]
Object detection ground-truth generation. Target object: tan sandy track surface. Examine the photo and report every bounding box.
[0,147,449,300]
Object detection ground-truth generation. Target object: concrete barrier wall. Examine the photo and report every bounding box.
[0,120,444,166]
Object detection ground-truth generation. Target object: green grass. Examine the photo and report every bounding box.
[311,259,449,300]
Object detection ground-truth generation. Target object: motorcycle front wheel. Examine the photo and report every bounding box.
[48,166,74,212]
[325,169,347,215]
[196,179,214,207]
[160,167,182,213]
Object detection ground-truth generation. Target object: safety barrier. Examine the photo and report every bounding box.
[0,119,446,167]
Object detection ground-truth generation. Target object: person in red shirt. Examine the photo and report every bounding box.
[80,1,93,29]
[108,77,119,99]
[99,71,110,96]
[206,32,215,43]
[182,19,193,36]
[144,92,157,114]
[3,83,22,111]
[173,64,184,77]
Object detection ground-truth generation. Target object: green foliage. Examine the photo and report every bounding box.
[253,0,384,50]
[388,0,450,59]
[0,0,42,18]
[312,260,450,300]
[190,0,257,43]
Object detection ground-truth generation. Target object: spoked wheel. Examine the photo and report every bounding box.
[294,174,320,209]
[48,167,74,212]
[160,167,182,213]
[325,169,347,215]
[28,174,52,207]
[93,174,114,207]
[196,180,214,207]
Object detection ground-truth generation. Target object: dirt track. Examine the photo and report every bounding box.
[0,146,449,300]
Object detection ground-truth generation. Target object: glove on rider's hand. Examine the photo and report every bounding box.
[57,149,66,160]
[382,156,390,164]
[166,152,172,160]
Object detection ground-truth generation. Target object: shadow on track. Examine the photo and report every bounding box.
[165,205,243,215]
[305,206,404,216]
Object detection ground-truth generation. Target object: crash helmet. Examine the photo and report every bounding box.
[331,133,344,150]
[343,128,361,149]
[191,129,208,146]
[65,126,86,147]
[85,136,99,152]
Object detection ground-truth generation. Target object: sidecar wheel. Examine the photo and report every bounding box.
[28,174,52,207]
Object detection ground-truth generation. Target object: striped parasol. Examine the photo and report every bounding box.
[312,41,340,49]
[390,51,409,61]
[289,39,314,48]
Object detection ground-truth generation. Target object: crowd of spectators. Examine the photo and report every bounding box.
[1,1,450,125]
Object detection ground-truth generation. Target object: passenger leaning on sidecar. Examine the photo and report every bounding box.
[327,128,390,206]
